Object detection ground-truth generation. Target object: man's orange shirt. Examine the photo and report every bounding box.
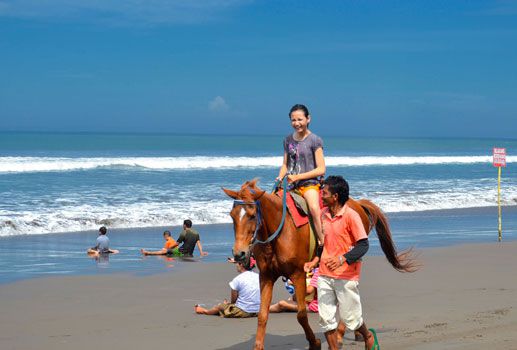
[319,203,368,281]
[163,238,178,250]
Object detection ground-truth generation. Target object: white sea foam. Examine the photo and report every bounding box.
[0,155,515,173]
[0,200,233,237]
[1,185,516,236]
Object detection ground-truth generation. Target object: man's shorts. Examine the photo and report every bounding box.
[218,303,258,318]
[317,275,363,332]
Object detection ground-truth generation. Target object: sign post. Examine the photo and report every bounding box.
[492,148,506,242]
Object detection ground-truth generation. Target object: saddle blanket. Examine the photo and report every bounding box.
[276,190,309,228]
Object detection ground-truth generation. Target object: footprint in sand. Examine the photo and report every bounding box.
[424,322,448,329]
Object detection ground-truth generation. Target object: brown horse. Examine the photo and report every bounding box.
[223,179,416,350]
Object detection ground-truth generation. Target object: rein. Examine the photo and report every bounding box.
[232,176,288,245]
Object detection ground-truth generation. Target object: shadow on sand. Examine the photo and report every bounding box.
[215,332,367,350]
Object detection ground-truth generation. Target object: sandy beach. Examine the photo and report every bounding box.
[2,1,517,348]
[1,241,516,350]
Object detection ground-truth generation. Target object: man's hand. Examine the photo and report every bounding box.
[304,261,317,272]
[323,256,342,272]
[304,256,319,272]
[200,251,208,257]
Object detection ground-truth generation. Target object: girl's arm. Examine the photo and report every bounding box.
[276,152,288,180]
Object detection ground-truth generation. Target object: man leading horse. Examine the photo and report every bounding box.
[223,176,416,350]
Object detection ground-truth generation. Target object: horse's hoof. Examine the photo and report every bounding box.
[309,338,321,350]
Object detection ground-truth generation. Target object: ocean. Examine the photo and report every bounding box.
[0,132,516,283]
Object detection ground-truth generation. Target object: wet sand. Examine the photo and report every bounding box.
[1,241,516,350]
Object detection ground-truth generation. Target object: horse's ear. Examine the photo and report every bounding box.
[251,189,265,200]
[248,178,260,188]
[222,187,239,199]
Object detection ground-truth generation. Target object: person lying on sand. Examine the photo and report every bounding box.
[87,226,119,257]
[195,259,259,318]
[140,230,181,256]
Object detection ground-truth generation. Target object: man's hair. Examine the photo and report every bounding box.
[323,175,349,205]
[183,219,193,228]
[163,230,171,237]
[99,226,107,235]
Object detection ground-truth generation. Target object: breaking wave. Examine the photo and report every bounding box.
[1,186,515,236]
[1,155,514,173]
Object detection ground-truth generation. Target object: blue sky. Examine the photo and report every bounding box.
[1,0,516,137]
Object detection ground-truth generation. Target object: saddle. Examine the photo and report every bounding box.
[275,189,320,260]
[275,189,324,227]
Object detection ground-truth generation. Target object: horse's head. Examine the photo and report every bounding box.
[222,179,265,262]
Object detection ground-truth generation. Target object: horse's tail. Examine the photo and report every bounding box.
[358,199,419,273]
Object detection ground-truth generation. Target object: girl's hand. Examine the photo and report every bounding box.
[287,174,299,183]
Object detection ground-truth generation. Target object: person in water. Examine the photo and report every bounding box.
[277,104,326,245]
[177,220,208,257]
[140,230,181,256]
[87,226,119,256]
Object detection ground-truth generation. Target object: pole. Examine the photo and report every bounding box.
[498,166,502,242]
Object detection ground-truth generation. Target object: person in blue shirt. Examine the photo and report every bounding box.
[87,226,119,257]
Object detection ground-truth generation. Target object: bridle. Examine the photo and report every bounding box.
[231,176,288,246]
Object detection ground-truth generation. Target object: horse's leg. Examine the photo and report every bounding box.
[254,276,274,350]
[292,272,321,350]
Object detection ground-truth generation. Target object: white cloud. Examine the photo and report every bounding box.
[208,96,229,112]
[0,0,252,25]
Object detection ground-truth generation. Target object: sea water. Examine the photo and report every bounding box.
[0,132,516,282]
[1,132,516,236]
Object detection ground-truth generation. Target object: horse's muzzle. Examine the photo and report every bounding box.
[232,249,248,262]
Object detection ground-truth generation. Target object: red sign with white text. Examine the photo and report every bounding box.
[493,148,506,167]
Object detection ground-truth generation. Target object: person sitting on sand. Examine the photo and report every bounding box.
[87,226,119,256]
[195,259,260,318]
[270,266,320,313]
[140,230,181,256]
[177,219,208,257]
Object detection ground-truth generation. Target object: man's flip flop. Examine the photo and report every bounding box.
[368,328,380,350]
